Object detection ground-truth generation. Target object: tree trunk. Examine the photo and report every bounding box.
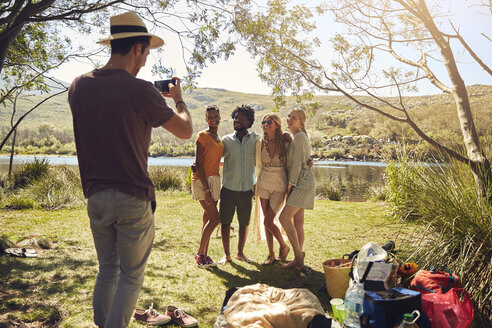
[8,129,17,177]
[0,24,24,74]
[418,0,491,197]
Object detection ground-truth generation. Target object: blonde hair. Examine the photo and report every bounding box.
[262,113,288,161]
[289,108,308,137]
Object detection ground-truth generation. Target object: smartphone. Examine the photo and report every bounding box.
[154,79,176,92]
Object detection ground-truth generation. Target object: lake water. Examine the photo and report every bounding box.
[0,155,387,201]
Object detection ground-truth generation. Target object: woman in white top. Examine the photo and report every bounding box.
[255,114,291,265]
[279,108,315,270]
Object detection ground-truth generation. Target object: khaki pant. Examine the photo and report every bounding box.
[88,189,155,328]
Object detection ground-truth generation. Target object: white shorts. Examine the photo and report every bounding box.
[191,175,221,201]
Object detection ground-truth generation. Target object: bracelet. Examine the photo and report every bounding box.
[175,100,186,107]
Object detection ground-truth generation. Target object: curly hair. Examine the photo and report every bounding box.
[231,105,255,128]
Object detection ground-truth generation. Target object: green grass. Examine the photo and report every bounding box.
[0,191,422,327]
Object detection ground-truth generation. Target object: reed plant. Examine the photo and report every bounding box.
[12,157,51,189]
[315,179,344,201]
[366,184,387,202]
[385,156,423,220]
[24,165,85,209]
[1,165,85,209]
[148,166,186,191]
[386,155,492,324]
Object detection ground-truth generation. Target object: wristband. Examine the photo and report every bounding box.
[175,100,186,107]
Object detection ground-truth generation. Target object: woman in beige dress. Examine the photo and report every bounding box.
[255,114,291,265]
[279,108,315,270]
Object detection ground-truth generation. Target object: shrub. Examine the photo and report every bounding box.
[12,158,50,189]
[385,157,422,220]
[183,167,193,192]
[316,179,344,201]
[149,166,185,191]
[366,185,387,202]
[24,165,85,209]
[386,154,492,324]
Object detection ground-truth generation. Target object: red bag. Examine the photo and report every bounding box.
[410,266,461,294]
[421,288,474,328]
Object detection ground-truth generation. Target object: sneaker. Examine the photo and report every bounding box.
[195,254,209,268]
[133,303,171,325]
[205,255,217,267]
[166,306,198,327]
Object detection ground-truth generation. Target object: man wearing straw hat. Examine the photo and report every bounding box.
[68,11,192,328]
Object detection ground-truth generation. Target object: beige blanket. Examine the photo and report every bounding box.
[223,283,325,328]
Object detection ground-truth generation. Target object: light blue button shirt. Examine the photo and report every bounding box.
[222,131,260,192]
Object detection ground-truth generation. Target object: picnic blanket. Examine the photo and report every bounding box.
[223,283,325,328]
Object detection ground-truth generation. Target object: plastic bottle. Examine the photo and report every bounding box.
[394,311,420,328]
[342,281,365,328]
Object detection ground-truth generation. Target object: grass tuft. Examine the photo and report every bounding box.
[149,166,186,191]
[12,157,51,189]
[0,235,16,253]
[366,185,387,202]
[316,179,344,201]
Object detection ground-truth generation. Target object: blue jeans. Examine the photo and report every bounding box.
[88,189,155,328]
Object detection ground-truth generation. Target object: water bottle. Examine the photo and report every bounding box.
[342,281,365,328]
[394,310,420,328]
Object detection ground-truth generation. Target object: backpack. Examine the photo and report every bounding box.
[410,266,462,294]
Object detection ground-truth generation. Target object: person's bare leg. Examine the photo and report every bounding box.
[293,209,305,269]
[261,198,288,261]
[197,200,220,256]
[202,211,210,253]
[219,223,232,265]
[279,205,302,268]
[235,224,250,262]
[260,198,275,258]
[293,209,304,251]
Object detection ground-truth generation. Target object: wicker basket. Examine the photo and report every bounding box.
[323,259,352,299]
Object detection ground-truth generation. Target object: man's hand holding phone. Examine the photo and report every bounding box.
[154,77,184,107]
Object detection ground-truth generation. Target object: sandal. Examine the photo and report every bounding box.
[262,254,276,265]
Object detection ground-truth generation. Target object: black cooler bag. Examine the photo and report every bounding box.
[360,287,430,328]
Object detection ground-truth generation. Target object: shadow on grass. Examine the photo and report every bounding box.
[0,253,96,327]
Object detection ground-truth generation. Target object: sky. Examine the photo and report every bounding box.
[52,1,491,96]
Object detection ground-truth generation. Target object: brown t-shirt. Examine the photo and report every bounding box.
[68,68,174,201]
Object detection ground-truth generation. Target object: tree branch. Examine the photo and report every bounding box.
[450,22,492,76]
[0,88,68,152]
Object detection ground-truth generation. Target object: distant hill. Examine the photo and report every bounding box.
[1,83,490,160]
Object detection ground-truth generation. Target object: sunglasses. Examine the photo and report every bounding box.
[261,120,273,125]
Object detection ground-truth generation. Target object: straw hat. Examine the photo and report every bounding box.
[97,12,164,49]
